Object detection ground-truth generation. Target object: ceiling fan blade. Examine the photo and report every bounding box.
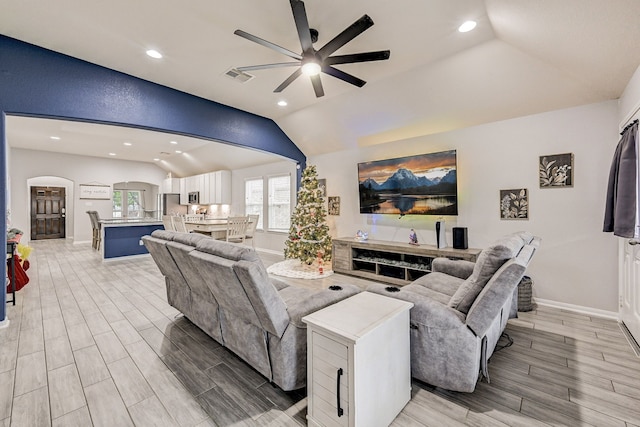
[234,29,302,61]
[237,62,301,72]
[274,68,303,93]
[322,65,366,87]
[310,75,324,97]
[325,50,390,66]
[317,15,374,60]
[290,0,313,54]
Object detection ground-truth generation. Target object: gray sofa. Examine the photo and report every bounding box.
[142,230,360,391]
[367,231,540,392]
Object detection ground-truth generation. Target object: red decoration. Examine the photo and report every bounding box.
[6,254,29,292]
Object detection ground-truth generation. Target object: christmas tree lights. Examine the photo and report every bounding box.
[284,165,332,265]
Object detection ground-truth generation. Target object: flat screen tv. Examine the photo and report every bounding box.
[358,149,458,215]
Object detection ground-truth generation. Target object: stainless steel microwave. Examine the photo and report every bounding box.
[188,191,199,204]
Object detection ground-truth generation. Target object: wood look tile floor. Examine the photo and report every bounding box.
[2,239,640,426]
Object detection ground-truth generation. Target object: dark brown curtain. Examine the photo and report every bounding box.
[604,120,639,238]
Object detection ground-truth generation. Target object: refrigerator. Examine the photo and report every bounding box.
[161,193,187,216]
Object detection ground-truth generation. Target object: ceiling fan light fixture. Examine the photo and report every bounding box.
[458,20,477,33]
[301,60,321,76]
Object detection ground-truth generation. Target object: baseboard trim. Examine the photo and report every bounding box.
[255,248,283,256]
[535,298,619,320]
[619,321,640,357]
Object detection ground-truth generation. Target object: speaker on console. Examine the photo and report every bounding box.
[452,227,468,249]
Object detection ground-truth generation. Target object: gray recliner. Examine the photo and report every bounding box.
[143,230,361,391]
[367,231,540,392]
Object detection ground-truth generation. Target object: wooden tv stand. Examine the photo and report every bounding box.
[332,237,480,286]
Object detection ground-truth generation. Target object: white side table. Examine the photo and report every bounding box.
[302,291,413,427]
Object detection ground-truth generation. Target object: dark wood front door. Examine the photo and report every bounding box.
[31,186,66,240]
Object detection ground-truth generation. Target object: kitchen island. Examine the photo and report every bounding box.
[100,218,164,260]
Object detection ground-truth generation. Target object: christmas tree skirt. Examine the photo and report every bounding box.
[267,259,334,280]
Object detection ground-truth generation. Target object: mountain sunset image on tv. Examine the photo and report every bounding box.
[358,150,458,215]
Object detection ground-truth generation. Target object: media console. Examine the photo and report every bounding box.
[332,237,480,286]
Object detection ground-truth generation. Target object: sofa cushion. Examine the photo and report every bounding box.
[233,260,290,337]
[196,237,260,262]
[172,231,209,247]
[448,233,525,313]
[151,229,177,240]
[411,271,464,299]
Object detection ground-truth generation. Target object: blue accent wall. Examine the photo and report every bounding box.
[0,34,306,321]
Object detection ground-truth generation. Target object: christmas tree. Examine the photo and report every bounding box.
[284,165,332,265]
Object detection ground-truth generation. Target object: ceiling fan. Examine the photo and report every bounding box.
[234,0,390,98]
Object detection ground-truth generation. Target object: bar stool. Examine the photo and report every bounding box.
[86,211,101,250]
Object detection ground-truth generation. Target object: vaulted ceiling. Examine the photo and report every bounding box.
[3,0,640,176]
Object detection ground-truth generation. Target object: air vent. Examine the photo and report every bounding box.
[159,151,171,156]
[224,68,255,83]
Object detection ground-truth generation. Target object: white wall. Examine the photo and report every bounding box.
[232,159,298,253]
[310,100,620,312]
[618,64,640,126]
[10,148,166,243]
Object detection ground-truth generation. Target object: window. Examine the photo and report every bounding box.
[268,175,291,231]
[112,190,123,218]
[245,179,264,229]
[113,189,143,218]
[245,174,292,231]
[127,190,143,218]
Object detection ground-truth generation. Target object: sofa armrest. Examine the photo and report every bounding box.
[368,286,466,329]
[285,284,361,327]
[432,258,475,280]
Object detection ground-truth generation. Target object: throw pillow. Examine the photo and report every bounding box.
[448,233,525,313]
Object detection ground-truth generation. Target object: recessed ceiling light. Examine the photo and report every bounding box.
[153,158,160,161]
[123,142,132,146]
[50,136,60,140]
[458,20,477,33]
[146,49,163,59]
[277,100,288,107]
[170,140,178,145]
[108,153,116,156]
[175,150,182,154]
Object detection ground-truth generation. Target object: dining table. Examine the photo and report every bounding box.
[185,218,252,239]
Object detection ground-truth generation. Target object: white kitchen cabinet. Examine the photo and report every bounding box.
[162,177,181,194]
[213,170,231,204]
[179,177,187,205]
[179,171,231,205]
[302,291,413,427]
[202,170,231,205]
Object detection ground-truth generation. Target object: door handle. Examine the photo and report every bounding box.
[336,368,344,417]
[629,240,639,245]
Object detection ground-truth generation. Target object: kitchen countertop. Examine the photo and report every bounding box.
[100,218,162,227]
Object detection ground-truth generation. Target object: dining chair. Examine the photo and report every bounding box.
[244,214,259,248]
[185,213,204,222]
[224,216,249,243]
[172,215,189,233]
[162,215,176,231]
